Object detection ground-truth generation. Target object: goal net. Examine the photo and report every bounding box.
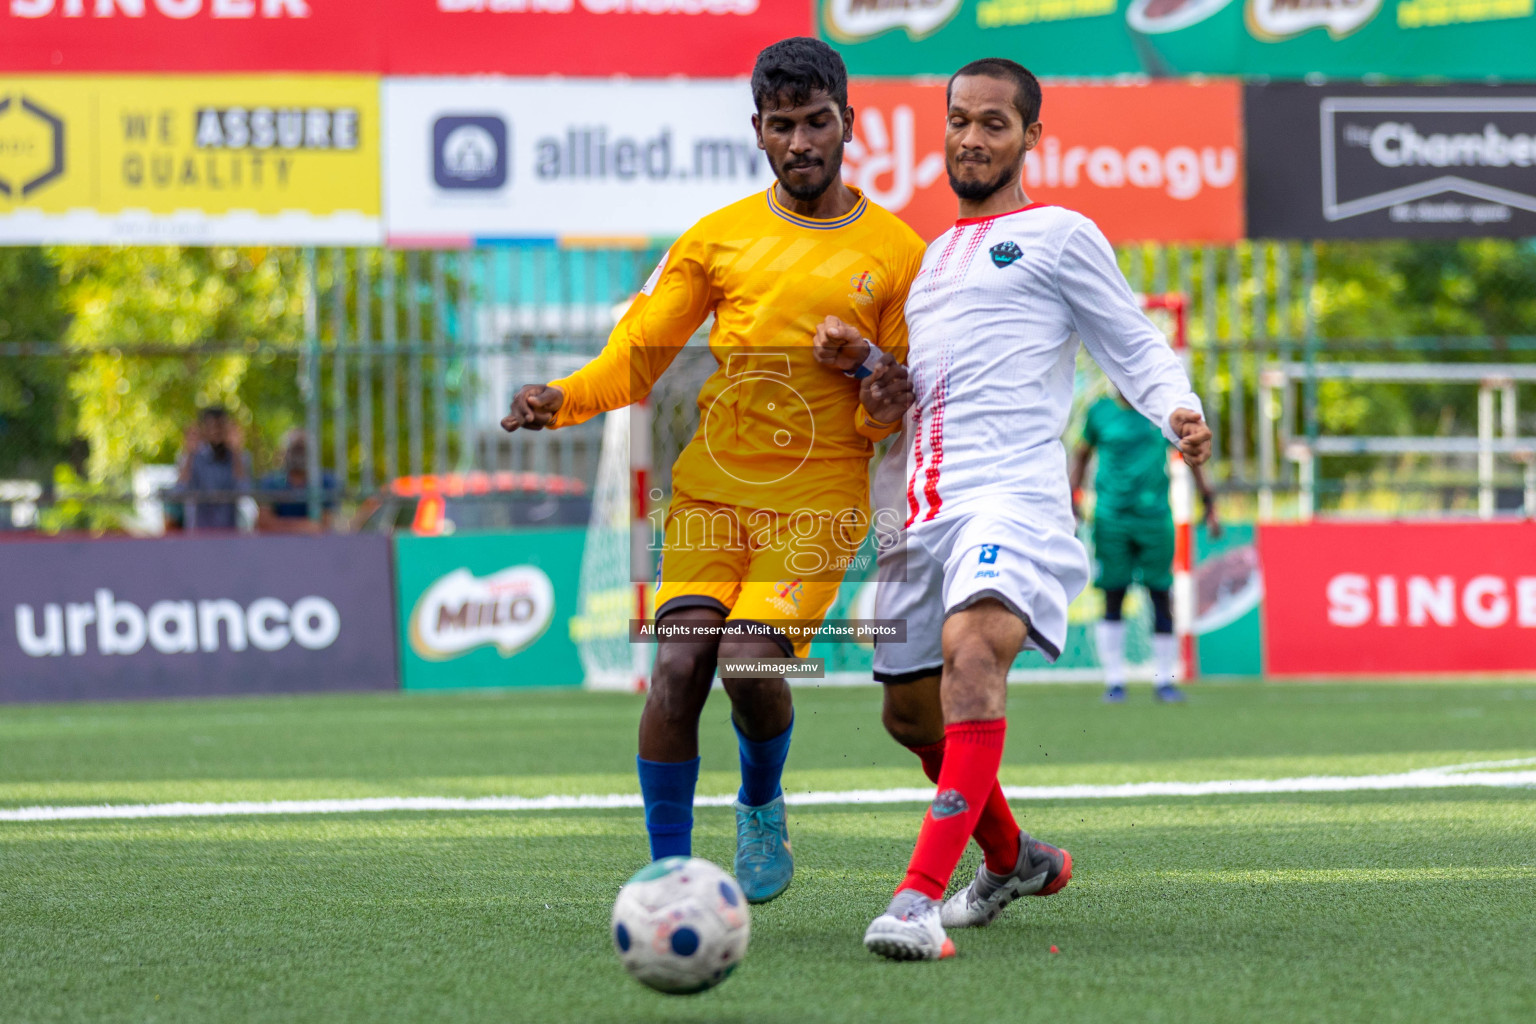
[572,407,650,691]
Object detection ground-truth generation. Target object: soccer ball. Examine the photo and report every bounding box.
[611,856,751,994]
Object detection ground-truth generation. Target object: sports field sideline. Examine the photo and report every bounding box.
[4,681,1535,1023]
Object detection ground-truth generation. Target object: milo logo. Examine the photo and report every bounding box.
[1249,0,1382,39]
[1126,0,1238,34]
[821,0,962,41]
[1126,0,1381,38]
[408,566,555,661]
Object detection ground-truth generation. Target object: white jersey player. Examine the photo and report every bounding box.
[873,191,1204,672]
[814,58,1212,962]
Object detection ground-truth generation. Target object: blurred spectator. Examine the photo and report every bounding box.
[176,406,250,532]
[257,429,336,534]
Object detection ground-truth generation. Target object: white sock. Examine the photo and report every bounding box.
[1096,620,1126,687]
[1153,633,1179,686]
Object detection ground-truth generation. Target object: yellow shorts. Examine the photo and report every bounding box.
[653,497,866,658]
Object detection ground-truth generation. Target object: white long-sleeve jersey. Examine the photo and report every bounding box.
[893,203,1203,530]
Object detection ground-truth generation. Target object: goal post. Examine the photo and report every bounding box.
[573,406,652,692]
[1141,292,1198,683]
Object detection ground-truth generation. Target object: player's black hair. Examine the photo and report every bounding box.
[199,405,230,421]
[947,58,1042,126]
[751,37,848,114]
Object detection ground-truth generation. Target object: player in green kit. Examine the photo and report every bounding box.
[1070,390,1220,703]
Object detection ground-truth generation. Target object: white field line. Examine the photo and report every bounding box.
[3,759,1535,824]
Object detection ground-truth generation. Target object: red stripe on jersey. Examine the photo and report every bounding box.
[922,370,947,521]
[905,404,926,527]
[953,202,1051,227]
[928,225,966,287]
[957,221,993,268]
[913,227,988,525]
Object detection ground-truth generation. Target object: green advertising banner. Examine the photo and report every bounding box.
[818,0,1534,79]
[394,528,586,691]
[1192,522,1265,677]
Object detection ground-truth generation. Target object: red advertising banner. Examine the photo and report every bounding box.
[0,1,811,75]
[845,80,1244,244]
[384,1,812,77]
[1259,521,1536,676]
[0,0,380,73]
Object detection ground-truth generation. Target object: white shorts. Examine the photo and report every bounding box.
[871,504,1089,683]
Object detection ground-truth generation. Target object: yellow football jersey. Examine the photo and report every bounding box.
[548,185,925,516]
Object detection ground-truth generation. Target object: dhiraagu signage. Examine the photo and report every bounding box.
[395,529,586,690]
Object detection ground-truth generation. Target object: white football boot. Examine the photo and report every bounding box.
[863,889,956,961]
[941,831,1074,929]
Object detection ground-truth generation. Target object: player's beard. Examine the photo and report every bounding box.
[947,146,1025,202]
[770,138,845,203]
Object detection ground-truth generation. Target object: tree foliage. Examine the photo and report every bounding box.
[1310,240,1536,444]
[51,247,308,491]
[0,249,71,479]
[1315,240,1536,340]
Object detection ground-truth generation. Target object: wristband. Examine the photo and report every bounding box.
[844,340,885,380]
[857,405,900,430]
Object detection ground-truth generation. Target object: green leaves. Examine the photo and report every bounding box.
[50,246,307,493]
[0,249,71,480]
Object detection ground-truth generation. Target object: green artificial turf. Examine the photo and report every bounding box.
[3,682,1535,1023]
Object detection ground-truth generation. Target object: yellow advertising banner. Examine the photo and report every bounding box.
[0,75,380,244]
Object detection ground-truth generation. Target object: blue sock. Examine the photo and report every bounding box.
[636,756,699,861]
[734,715,793,808]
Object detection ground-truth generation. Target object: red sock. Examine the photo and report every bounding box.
[974,785,1022,874]
[905,737,1021,875]
[899,719,1007,900]
[908,739,946,784]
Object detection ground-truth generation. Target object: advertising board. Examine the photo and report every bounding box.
[1259,521,1536,675]
[845,80,1243,243]
[394,528,586,689]
[1247,82,1536,239]
[383,1,812,77]
[818,0,1536,80]
[0,74,381,244]
[0,1,810,76]
[384,78,775,245]
[1192,521,1263,676]
[0,535,398,702]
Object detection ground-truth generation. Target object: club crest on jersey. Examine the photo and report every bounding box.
[979,544,1000,564]
[768,578,805,616]
[848,271,877,305]
[989,241,1023,268]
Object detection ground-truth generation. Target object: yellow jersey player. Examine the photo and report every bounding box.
[500,37,925,902]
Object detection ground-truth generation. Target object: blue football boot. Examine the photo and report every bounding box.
[1154,682,1187,703]
[1102,683,1127,704]
[733,794,793,904]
